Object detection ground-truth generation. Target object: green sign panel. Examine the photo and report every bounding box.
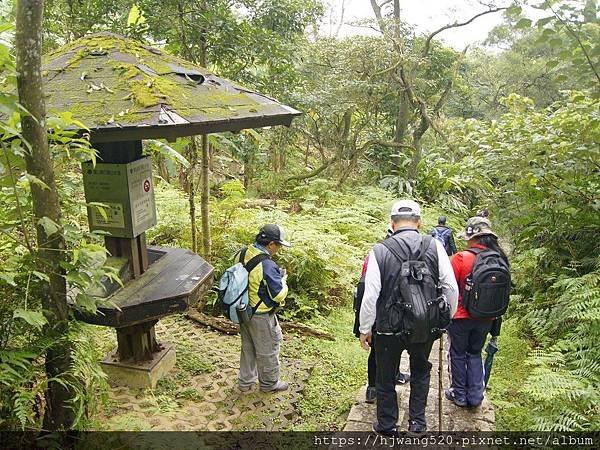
[82,157,157,238]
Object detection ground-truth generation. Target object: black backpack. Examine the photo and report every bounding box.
[380,236,451,343]
[462,248,511,318]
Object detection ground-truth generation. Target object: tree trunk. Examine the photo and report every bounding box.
[408,115,429,182]
[197,14,211,260]
[200,134,211,259]
[16,0,74,430]
[156,154,170,183]
[335,108,353,185]
[584,0,597,23]
[243,150,253,190]
[188,137,199,253]
[186,309,335,341]
[392,90,410,174]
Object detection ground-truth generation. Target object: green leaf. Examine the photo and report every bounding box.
[0,272,17,286]
[23,173,49,190]
[536,16,554,28]
[31,271,50,282]
[0,23,14,33]
[87,202,109,221]
[507,5,523,16]
[147,140,190,168]
[38,217,60,237]
[13,309,47,330]
[546,60,559,70]
[242,128,264,144]
[127,4,146,26]
[516,18,533,29]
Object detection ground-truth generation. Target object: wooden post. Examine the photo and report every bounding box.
[116,321,159,362]
[94,140,155,363]
[95,141,149,279]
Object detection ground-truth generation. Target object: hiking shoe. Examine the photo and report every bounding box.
[365,386,376,404]
[260,381,289,393]
[239,384,253,392]
[396,372,410,385]
[445,389,467,407]
[408,420,427,435]
[372,421,399,438]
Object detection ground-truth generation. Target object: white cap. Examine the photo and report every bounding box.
[390,200,421,218]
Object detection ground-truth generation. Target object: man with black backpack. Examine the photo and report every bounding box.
[359,200,458,436]
[431,216,457,256]
[445,217,510,408]
[234,224,290,393]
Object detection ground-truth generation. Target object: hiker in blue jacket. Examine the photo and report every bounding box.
[236,224,290,393]
[431,216,457,256]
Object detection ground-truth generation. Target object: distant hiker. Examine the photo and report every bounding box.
[431,216,457,256]
[359,200,458,436]
[353,231,410,405]
[235,224,290,393]
[445,217,510,408]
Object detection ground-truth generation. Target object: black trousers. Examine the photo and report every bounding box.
[368,333,405,387]
[375,333,435,431]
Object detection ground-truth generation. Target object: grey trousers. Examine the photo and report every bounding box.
[238,313,283,391]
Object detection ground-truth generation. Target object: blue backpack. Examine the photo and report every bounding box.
[431,227,450,246]
[218,247,269,323]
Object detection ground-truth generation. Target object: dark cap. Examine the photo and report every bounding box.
[257,224,291,247]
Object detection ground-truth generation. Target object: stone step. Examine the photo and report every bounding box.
[344,336,495,432]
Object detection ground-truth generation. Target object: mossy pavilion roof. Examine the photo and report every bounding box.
[42,33,301,143]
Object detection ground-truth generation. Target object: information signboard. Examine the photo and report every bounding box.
[82,157,157,238]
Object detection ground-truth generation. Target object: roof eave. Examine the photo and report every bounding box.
[88,111,302,143]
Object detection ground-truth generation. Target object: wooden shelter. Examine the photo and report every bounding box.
[42,33,301,388]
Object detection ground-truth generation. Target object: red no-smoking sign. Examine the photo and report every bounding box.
[143,179,151,192]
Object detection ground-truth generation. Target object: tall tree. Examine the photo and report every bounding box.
[15,0,74,429]
[369,0,507,185]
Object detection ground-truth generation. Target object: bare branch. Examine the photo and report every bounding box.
[360,139,415,151]
[286,155,337,182]
[422,7,507,57]
[370,0,392,33]
[334,0,347,37]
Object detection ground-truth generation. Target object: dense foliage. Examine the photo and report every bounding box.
[430,92,599,430]
[0,0,598,432]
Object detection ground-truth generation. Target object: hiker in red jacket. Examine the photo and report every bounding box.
[445,216,509,407]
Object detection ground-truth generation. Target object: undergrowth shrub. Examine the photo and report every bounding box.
[456,92,600,431]
[152,178,463,321]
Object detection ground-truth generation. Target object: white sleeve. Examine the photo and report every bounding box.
[435,240,459,317]
[359,249,380,334]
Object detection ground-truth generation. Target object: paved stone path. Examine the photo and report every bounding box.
[344,336,495,432]
[98,315,312,431]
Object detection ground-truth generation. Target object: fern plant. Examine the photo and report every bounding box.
[523,266,600,431]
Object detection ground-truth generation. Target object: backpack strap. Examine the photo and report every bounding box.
[466,247,485,256]
[419,236,432,261]
[380,238,405,266]
[381,235,431,264]
[242,250,270,318]
[244,252,269,273]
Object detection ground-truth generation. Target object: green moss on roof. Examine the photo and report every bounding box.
[41,32,300,136]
